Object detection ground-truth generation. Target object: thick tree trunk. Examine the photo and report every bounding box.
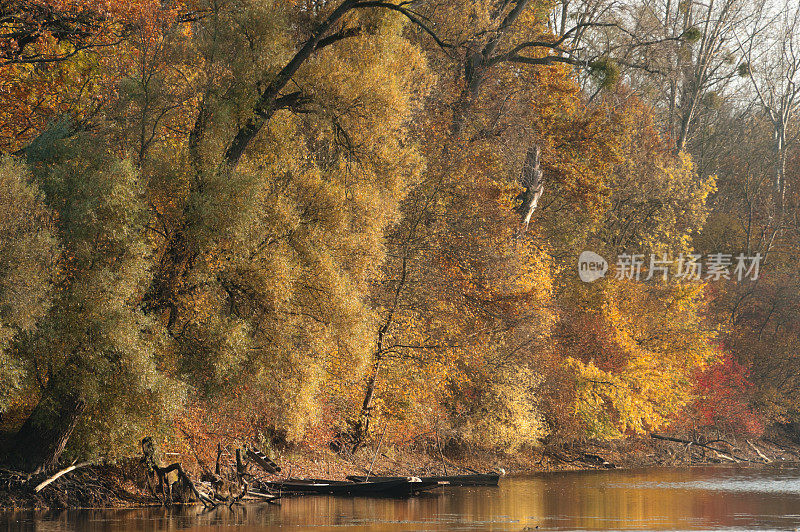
[8,393,85,473]
[222,0,359,168]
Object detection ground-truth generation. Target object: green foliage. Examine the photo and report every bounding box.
[0,157,59,410]
[737,62,751,77]
[17,133,182,457]
[703,91,724,109]
[589,58,621,89]
[682,27,702,43]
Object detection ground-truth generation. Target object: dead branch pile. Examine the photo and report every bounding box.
[0,437,282,510]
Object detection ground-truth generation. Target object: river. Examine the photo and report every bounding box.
[5,466,800,531]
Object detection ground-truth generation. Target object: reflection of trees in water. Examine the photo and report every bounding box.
[9,469,800,531]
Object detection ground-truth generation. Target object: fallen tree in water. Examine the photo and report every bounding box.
[0,436,282,510]
[140,436,216,508]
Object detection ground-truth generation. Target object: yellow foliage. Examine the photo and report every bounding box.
[565,280,717,438]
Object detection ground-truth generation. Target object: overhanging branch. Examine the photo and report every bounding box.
[222,0,451,168]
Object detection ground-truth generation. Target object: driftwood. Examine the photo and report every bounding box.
[3,463,155,507]
[210,450,249,509]
[196,446,257,507]
[248,490,280,503]
[543,448,616,468]
[209,479,248,508]
[140,437,215,508]
[33,461,91,493]
[747,440,772,463]
[246,449,281,474]
[650,433,753,462]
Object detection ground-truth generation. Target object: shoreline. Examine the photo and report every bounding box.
[3,432,800,511]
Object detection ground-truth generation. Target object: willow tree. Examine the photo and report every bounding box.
[108,0,437,445]
[2,0,441,467]
[0,157,59,416]
[4,130,181,471]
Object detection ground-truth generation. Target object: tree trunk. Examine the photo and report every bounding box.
[775,119,786,214]
[351,355,382,451]
[516,145,544,232]
[676,94,697,153]
[8,393,85,473]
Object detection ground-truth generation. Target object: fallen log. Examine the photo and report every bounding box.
[33,461,91,493]
[650,433,753,463]
[246,490,280,505]
[246,449,281,474]
[715,451,737,462]
[704,438,739,449]
[747,440,772,463]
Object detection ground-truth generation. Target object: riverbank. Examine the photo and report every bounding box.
[11,462,800,531]
[4,428,800,510]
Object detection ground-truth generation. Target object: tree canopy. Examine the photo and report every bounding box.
[0,0,796,469]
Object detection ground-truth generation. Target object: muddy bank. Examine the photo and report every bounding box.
[3,429,800,510]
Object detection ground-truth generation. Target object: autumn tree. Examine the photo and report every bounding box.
[4,130,182,471]
[691,103,800,426]
[2,0,442,467]
[0,157,59,416]
[0,0,779,467]
[0,0,187,152]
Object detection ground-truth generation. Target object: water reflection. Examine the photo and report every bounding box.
[6,467,800,531]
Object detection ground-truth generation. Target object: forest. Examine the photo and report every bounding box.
[0,0,798,473]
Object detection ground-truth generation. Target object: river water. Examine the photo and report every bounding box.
[6,466,800,531]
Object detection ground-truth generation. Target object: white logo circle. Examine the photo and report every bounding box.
[578,251,608,283]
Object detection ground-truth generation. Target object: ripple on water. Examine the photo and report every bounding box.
[620,475,800,494]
